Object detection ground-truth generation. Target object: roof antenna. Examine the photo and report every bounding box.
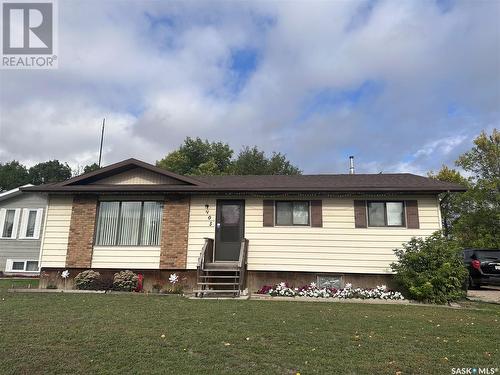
[349,156,355,174]
[98,118,105,167]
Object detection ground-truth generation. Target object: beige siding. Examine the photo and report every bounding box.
[186,195,442,274]
[40,196,73,268]
[91,246,160,269]
[95,168,183,185]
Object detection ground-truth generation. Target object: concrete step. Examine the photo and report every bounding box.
[197,282,239,286]
[193,289,240,295]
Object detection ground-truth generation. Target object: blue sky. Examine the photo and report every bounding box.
[0,0,498,175]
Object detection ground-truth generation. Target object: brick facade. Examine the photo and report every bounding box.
[66,195,97,268]
[160,197,190,269]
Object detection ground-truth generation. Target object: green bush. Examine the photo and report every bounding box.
[74,270,101,290]
[113,270,138,291]
[391,232,468,304]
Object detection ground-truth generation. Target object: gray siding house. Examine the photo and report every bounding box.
[0,185,47,275]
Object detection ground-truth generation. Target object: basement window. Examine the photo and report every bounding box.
[95,201,163,246]
[5,259,39,273]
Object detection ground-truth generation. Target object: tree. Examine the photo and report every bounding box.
[428,165,469,236]
[453,129,500,248]
[156,137,233,175]
[0,161,29,191]
[230,146,269,175]
[457,129,500,182]
[28,160,72,185]
[156,138,301,176]
[430,129,500,248]
[230,146,301,175]
[267,152,301,175]
[83,163,101,174]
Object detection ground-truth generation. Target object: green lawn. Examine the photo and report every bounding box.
[0,280,498,374]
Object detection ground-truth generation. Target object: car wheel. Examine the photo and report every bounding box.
[469,277,481,290]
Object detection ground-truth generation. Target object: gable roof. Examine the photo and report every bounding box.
[55,158,204,186]
[22,158,466,194]
[0,184,34,202]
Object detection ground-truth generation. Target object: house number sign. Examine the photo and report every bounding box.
[205,204,213,226]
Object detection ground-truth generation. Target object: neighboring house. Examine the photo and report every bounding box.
[23,158,465,295]
[0,185,46,276]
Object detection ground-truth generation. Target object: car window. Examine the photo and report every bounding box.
[473,251,500,259]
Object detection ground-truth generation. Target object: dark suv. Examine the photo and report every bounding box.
[463,249,500,289]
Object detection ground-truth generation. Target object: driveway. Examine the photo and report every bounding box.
[467,286,500,304]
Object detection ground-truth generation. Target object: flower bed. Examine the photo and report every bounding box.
[257,282,404,300]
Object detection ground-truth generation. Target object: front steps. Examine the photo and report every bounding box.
[195,263,243,297]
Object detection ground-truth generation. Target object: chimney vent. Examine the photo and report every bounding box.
[349,156,355,174]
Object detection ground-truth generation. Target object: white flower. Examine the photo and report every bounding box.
[309,282,316,288]
[169,273,179,284]
[345,283,352,289]
[61,270,70,279]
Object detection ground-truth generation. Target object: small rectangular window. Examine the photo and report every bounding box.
[20,208,43,239]
[5,259,40,273]
[2,209,16,238]
[26,261,39,271]
[275,201,310,226]
[386,202,404,226]
[25,210,37,237]
[368,201,405,227]
[12,261,25,270]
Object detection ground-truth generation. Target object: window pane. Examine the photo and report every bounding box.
[276,202,293,225]
[293,202,309,225]
[25,210,37,237]
[118,202,141,245]
[26,261,39,271]
[12,261,24,270]
[96,202,120,245]
[2,209,15,237]
[387,202,404,226]
[140,202,163,246]
[222,205,240,225]
[368,202,385,226]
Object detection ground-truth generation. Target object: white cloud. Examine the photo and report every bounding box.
[0,0,498,175]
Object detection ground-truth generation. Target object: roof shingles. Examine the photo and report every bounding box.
[21,158,466,193]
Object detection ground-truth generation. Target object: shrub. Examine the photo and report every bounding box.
[113,270,138,291]
[391,232,468,304]
[74,270,101,290]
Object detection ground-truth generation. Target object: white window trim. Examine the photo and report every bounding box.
[19,208,43,239]
[0,208,21,239]
[5,259,40,273]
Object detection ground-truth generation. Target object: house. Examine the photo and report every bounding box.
[23,158,465,295]
[0,185,47,276]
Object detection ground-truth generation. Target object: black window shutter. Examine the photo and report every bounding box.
[263,200,274,227]
[354,200,367,228]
